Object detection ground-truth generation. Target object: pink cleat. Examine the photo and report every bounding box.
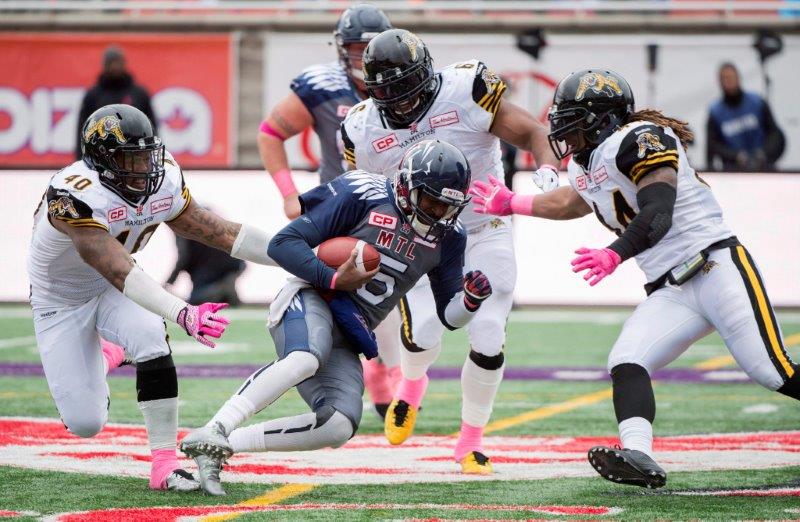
[100,339,126,375]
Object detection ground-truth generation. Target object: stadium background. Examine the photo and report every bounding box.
[1,2,800,520]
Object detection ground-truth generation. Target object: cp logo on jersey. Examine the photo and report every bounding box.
[372,133,399,153]
[575,72,623,101]
[48,196,79,219]
[108,206,127,222]
[636,132,667,158]
[83,115,126,144]
[368,211,397,230]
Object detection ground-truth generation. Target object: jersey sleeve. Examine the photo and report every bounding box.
[464,60,507,132]
[163,155,193,222]
[341,101,370,170]
[46,185,109,232]
[428,225,467,329]
[615,124,679,184]
[340,120,356,166]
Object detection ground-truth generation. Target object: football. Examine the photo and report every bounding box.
[317,236,381,272]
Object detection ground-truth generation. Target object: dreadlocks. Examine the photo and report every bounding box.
[627,109,694,148]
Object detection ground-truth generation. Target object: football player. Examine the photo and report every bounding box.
[29,104,277,491]
[340,29,560,474]
[180,140,493,496]
[470,69,799,489]
[257,3,400,419]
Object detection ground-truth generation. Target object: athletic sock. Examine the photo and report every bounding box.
[619,416,654,457]
[362,358,393,405]
[139,397,180,489]
[100,339,125,375]
[454,421,484,461]
[396,375,428,409]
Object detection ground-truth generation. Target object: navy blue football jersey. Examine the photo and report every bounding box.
[290,62,362,184]
[298,171,466,328]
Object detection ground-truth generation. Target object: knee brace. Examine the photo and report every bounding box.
[778,370,800,401]
[136,354,177,402]
[315,405,356,447]
[469,350,505,370]
[610,363,655,423]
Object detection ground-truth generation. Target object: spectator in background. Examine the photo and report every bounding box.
[706,62,785,172]
[165,236,246,306]
[76,46,157,158]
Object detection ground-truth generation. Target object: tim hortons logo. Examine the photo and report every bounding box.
[368,211,397,230]
[372,134,399,153]
[150,197,174,215]
[108,206,127,222]
[592,167,608,184]
[430,111,459,129]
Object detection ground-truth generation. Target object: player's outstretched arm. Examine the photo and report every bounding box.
[167,199,275,266]
[53,219,229,347]
[469,175,591,220]
[490,100,561,192]
[258,92,314,219]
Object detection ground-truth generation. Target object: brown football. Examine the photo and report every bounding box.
[317,237,381,272]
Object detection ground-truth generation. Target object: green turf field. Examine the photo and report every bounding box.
[1,305,799,521]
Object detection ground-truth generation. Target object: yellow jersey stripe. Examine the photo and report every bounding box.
[630,154,679,183]
[736,246,794,378]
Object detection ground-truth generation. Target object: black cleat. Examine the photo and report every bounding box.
[588,445,667,489]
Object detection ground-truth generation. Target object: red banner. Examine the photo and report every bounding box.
[0,32,235,167]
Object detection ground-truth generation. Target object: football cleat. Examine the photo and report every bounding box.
[373,403,390,420]
[384,399,418,445]
[164,469,201,492]
[193,454,226,496]
[180,422,234,461]
[588,445,667,489]
[460,451,493,475]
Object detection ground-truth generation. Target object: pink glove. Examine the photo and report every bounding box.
[177,302,230,348]
[571,247,622,286]
[468,175,534,216]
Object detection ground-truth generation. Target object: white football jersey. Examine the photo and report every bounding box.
[568,120,732,283]
[341,59,506,231]
[28,152,191,305]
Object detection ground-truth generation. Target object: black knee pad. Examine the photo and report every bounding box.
[469,349,505,370]
[778,370,800,401]
[610,363,655,423]
[136,354,177,402]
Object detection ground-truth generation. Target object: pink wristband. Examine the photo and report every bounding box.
[272,168,298,198]
[259,120,286,141]
[329,272,338,290]
[510,194,535,216]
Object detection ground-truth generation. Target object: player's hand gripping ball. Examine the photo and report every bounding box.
[317,237,381,291]
[463,270,492,311]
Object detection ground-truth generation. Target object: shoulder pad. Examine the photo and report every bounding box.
[469,61,507,115]
[290,62,350,109]
[615,123,679,184]
[45,185,107,231]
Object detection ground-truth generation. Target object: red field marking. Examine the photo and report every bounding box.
[3,417,800,485]
[45,503,623,522]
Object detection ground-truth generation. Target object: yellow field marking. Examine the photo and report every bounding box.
[200,483,315,522]
[785,333,800,346]
[478,351,744,435]
[693,355,735,370]
[482,388,613,435]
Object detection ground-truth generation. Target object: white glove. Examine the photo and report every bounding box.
[532,164,559,193]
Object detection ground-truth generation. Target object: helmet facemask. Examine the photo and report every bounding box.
[97,137,166,203]
[394,169,468,243]
[547,104,626,161]
[366,59,436,128]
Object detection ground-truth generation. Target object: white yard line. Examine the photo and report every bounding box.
[0,335,36,349]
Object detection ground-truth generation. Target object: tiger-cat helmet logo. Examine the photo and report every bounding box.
[575,72,623,101]
[84,115,126,144]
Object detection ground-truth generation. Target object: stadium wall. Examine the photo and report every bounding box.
[4,170,798,306]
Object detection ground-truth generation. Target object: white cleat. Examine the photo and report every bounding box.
[193,454,227,496]
[165,469,201,492]
[180,422,233,461]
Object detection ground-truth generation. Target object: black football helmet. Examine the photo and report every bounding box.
[334,4,392,87]
[363,29,437,129]
[81,104,165,205]
[394,140,471,243]
[547,69,635,161]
